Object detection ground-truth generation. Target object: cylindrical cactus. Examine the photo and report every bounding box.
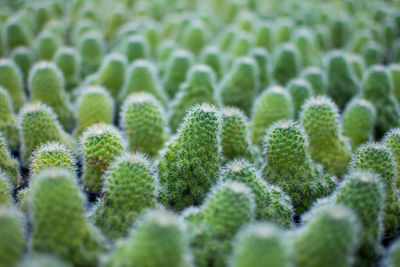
[287,79,312,120]
[0,132,21,188]
[330,17,350,48]
[124,35,149,63]
[385,128,400,189]
[386,239,400,267]
[0,172,12,206]
[201,46,224,81]
[389,64,400,105]
[78,31,105,77]
[251,48,270,91]
[10,46,34,89]
[0,59,26,112]
[95,53,127,99]
[183,21,206,56]
[302,66,326,96]
[35,32,60,61]
[54,46,81,92]
[0,87,19,151]
[2,16,30,53]
[272,43,300,86]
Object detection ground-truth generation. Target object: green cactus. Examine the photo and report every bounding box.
[294,28,315,67]
[169,65,218,132]
[221,159,293,228]
[231,33,252,57]
[163,49,194,99]
[3,16,30,53]
[74,86,114,139]
[124,35,149,63]
[0,59,25,112]
[219,57,258,116]
[106,209,192,267]
[0,87,19,151]
[302,66,326,96]
[385,128,400,188]
[95,53,127,99]
[262,120,336,214]
[350,143,399,235]
[348,54,365,81]
[201,46,224,81]
[0,172,12,206]
[11,46,34,89]
[221,107,253,161]
[363,42,383,67]
[386,239,400,267]
[18,102,75,166]
[300,96,351,177]
[120,92,166,157]
[230,223,290,267]
[183,21,206,56]
[250,86,293,146]
[390,64,400,105]
[18,253,72,267]
[119,60,166,105]
[335,170,385,265]
[276,20,293,43]
[251,48,270,90]
[29,62,75,132]
[342,99,376,150]
[29,168,104,267]
[0,206,25,267]
[361,66,400,137]
[35,32,60,61]
[293,205,360,267]
[78,31,104,77]
[0,132,21,188]
[272,43,300,86]
[157,40,176,75]
[255,23,274,52]
[326,51,360,110]
[54,47,81,92]
[92,152,157,239]
[145,24,159,55]
[81,123,124,193]
[330,17,350,48]
[158,104,221,211]
[287,79,312,120]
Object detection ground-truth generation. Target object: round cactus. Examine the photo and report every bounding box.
[272,43,300,86]
[287,79,312,119]
[0,87,19,151]
[54,47,81,92]
[124,35,149,63]
[78,31,105,77]
[11,46,34,88]
[120,92,166,157]
[302,66,326,96]
[201,46,224,81]
[231,33,252,57]
[183,21,206,56]
[0,59,25,112]
[158,103,221,211]
[35,32,60,61]
[95,53,127,99]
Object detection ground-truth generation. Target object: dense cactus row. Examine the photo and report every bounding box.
[1,0,400,266]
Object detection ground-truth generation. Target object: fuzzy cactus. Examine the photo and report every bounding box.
[390,64,400,105]
[163,50,194,99]
[18,102,75,166]
[80,123,124,193]
[385,128,400,188]
[250,86,293,146]
[262,120,336,214]
[29,62,75,132]
[231,33,252,57]
[0,59,25,112]
[221,159,293,228]
[363,42,383,67]
[18,253,72,267]
[201,46,224,81]
[74,86,114,139]
[35,32,60,61]
[255,23,274,52]
[348,54,365,81]
[169,65,218,132]
[183,21,206,56]
[272,43,300,86]
[92,152,157,239]
[0,172,12,206]
[292,205,360,267]
[335,170,385,265]
[95,53,127,99]
[386,239,400,267]
[342,99,376,150]
[0,87,19,150]
[54,47,81,92]
[0,132,21,188]
[361,66,400,137]
[158,104,221,211]
[119,60,166,105]
[106,209,192,267]
[29,168,104,266]
[251,48,270,90]
[230,223,290,267]
[0,206,25,267]
[124,35,149,63]
[120,92,166,157]
[219,57,258,116]
[302,66,326,96]
[300,96,351,177]
[326,51,359,110]
[11,46,34,88]
[2,16,30,53]
[78,31,105,77]
[330,17,350,48]
[350,143,399,235]
[287,79,312,119]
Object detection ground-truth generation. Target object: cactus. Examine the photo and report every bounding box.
[294,28,315,67]
[287,79,312,120]
[29,62,75,132]
[363,42,383,67]
[163,49,194,99]
[201,46,224,81]
[74,86,114,139]
[219,57,258,116]
[169,65,218,132]
[0,172,12,206]
[350,143,399,235]
[81,123,124,193]
[78,31,105,77]
[106,209,192,267]
[361,66,400,137]
[342,99,376,150]
[230,223,290,267]
[386,239,400,267]
[95,53,127,99]
[11,46,34,88]
[221,159,293,228]
[250,86,293,146]
[390,64,400,104]
[326,51,360,110]
[183,21,206,56]
[3,16,30,53]
[302,66,326,96]
[92,152,157,239]
[335,170,385,265]
[0,132,21,188]
[292,205,360,267]
[385,128,400,188]
[300,96,351,177]
[18,253,72,267]
[29,168,104,266]
[0,206,25,267]
[35,32,60,61]
[348,54,365,81]
[158,104,221,211]
[18,102,75,166]
[251,48,270,90]
[120,92,166,157]
[0,87,19,151]
[255,23,274,52]
[262,120,336,213]
[54,47,81,92]
[221,107,253,161]
[330,17,350,48]
[124,35,149,63]
[145,24,159,55]
[276,20,293,43]
[272,43,300,86]
[231,33,252,57]
[0,59,25,112]
[119,60,166,105]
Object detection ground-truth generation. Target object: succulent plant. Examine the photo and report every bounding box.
[54,47,81,92]
[272,43,300,86]
[0,59,26,112]
[95,53,127,99]
[0,132,21,188]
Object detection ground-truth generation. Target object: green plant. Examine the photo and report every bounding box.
[287,79,312,119]
[78,31,105,77]
[0,87,19,151]
[54,47,81,92]
[301,66,326,96]
[124,35,149,63]
[272,43,300,86]
[95,53,127,99]
[0,132,21,188]
[0,59,26,112]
